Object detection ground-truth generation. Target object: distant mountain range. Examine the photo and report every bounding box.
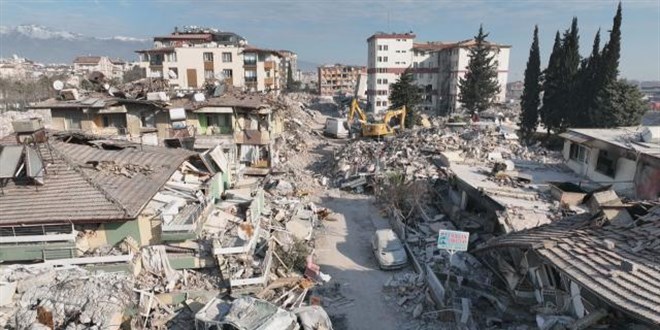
[0,24,151,63]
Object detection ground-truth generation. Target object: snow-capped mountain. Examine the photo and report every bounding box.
[0,24,151,63]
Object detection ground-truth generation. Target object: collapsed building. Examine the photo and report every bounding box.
[475,203,660,328]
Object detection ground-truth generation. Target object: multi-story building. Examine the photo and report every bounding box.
[73,56,127,80]
[366,32,510,114]
[136,27,284,93]
[317,64,366,97]
[278,50,299,87]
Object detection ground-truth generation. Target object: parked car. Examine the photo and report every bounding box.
[371,229,408,270]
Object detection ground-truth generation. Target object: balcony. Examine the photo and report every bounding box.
[264,61,275,70]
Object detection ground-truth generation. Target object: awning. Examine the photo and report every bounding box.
[559,131,592,144]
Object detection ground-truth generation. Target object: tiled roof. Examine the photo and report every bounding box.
[0,134,194,225]
[477,206,660,325]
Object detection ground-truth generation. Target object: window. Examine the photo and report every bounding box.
[596,150,617,177]
[383,56,388,62]
[222,69,233,78]
[378,45,383,51]
[384,45,388,51]
[382,101,387,107]
[203,52,213,62]
[140,111,155,128]
[569,143,589,163]
[377,78,382,84]
[204,69,214,79]
[377,56,382,62]
[245,70,257,82]
[376,101,382,106]
[244,53,257,65]
[169,67,178,79]
[413,62,418,68]
[222,52,232,63]
[396,50,401,53]
[165,53,177,62]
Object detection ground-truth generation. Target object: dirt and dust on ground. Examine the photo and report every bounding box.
[267,93,447,330]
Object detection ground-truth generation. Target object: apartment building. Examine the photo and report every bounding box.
[136,27,284,93]
[73,56,127,80]
[278,50,299,86]
[367,33,415,113]
[317,64,366,97]
[366,32,510,114]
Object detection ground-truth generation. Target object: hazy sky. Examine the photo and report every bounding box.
[1,0,659,81]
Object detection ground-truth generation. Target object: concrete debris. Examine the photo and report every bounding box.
[1,266,134,330]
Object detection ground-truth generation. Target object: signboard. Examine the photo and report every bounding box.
[437,230,470,252]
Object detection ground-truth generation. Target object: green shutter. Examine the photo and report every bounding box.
[198,114,207,134]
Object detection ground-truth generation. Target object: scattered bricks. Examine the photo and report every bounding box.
[543,240,557,249]
[603,239,616,250]
[620,260,638,273]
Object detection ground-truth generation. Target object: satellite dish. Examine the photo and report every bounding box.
[52,80,64,91]
[168,70,178,79]
[103,83,110,90]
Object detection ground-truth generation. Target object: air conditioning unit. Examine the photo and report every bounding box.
[12,118,43,133]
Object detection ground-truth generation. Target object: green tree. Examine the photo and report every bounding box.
[519,25,542,140]
[540,31,563,134]
[592,2,625,127]
[606,80,647,126]
[575,30,603,127]
[388,68,422,128]
[559,17,581,130]
[458,25,501,113]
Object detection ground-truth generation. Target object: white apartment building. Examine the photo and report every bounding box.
[136,27,284,93]
[366,32,510,114]
[367,33,415,113]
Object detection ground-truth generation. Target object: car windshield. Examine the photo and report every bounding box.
[382,240,403,252]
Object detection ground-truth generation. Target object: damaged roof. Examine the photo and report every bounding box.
[169,93,270,111]
[0,133,196,225]
[561,126,660,159]
[476,206,660,325]
[30,94,168,110]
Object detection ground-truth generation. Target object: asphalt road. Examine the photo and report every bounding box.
[315,191,408,330]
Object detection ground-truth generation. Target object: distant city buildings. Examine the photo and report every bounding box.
[506,81,524,103]
[366,32,511,114]
[317,64,366,97]
[299,72,318,92]
[73,56,128,80]
[0,55,71,80]
[136,27,298,93]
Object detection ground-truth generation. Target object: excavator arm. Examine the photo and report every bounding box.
[382,106,406,129]
[347,98,368,124]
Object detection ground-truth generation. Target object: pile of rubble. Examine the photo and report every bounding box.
[91,160,155,177]
[1,266,134,329]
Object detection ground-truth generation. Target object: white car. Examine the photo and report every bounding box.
[371,229,408,270]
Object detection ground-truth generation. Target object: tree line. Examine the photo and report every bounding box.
[520,2,647,139]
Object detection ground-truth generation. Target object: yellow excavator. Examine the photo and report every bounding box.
[346,99,406,138]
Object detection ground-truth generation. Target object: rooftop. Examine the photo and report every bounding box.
[367,32,416,42]
[0,132,195,225]
[562,126,660,159]
[476,204,660,325]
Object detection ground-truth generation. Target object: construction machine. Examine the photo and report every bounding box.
[346,98,406,138]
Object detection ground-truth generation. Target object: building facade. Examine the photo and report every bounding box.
[317,64,366,97]
[366,32,510,114]
[73,56,127,80]
[136,27,284,93]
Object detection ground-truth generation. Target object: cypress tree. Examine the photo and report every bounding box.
[575,30,602,127]
[519,25,541,140]
[540,31,563,134]
[594,2,625,127]
[458,25,501,113]
[558,17,581,131]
